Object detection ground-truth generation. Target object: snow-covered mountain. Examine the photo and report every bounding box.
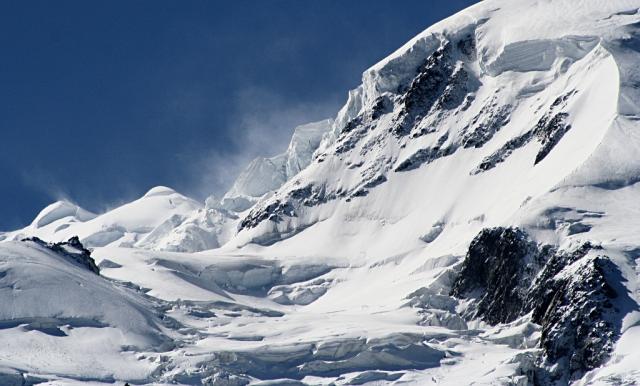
[4,119,333,254]
[4,186,203,248]
[3,1,640,385]
[221,119,333,212]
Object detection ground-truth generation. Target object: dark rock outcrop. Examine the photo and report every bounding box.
[394,133,454,172]
[239,200,296,230]
[533,256,617,384]
[461,102,512,149]
[239,184,336,231]
[450,227,547,324]
[533,112,571,164]
[23,236,100,275]
[393,35,478,138]
[471,129,534,174]
[369,95,394,121]
[392,43,454,138]
[472,93,574,174]
[451,227,622,382]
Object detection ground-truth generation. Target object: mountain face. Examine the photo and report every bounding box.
[4,1,640,385]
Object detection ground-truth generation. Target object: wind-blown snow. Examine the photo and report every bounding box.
[221,118,333,212]
[32,200,96,228]
[4,0,640,385]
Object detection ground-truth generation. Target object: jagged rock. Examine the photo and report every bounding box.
[363,174,387,189]
[532,256,618,383]
[239,200,296,230]
[239,184,336,231]
[436,63,479,111]
[23,236,100,275]
[472,130,535,174]
[451,227,620,382]
[461,102,512,149]
[473,97,573,174]
[533,112,571,164]
[334,94,393,156]
[395,133,454,172]
[369,95,394,120]
[524,242,599,314]
[393,43,454,137]
[393,36,478,138]
[450,227,546,324]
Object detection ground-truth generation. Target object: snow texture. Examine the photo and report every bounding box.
[4,1,640,385]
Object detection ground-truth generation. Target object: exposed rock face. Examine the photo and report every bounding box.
[239,183,335,231]
[473,93,574,174]
[533,112,571,164]
[471,129,535,174]
[450,227,547,324]
[394,133,454,172]
[392,43,455,138]
[461,102,512,148]
[394,35,478,138]
[451,227,620,382]
[533,256,618,384]
[23,236,100,275]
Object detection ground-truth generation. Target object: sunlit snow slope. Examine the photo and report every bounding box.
[4,1,640,385]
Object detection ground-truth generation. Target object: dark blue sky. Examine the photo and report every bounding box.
[0,1,474,230]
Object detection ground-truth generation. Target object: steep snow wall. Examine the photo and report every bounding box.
[235,10,624,254]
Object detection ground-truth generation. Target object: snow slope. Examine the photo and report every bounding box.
[0,239,177,384]
[4,0,640,385]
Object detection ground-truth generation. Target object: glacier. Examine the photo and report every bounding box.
[3,0,640,385]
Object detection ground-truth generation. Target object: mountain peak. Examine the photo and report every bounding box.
[32,200,96,229]
[221,118,333,212]
[142,185,178,198]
